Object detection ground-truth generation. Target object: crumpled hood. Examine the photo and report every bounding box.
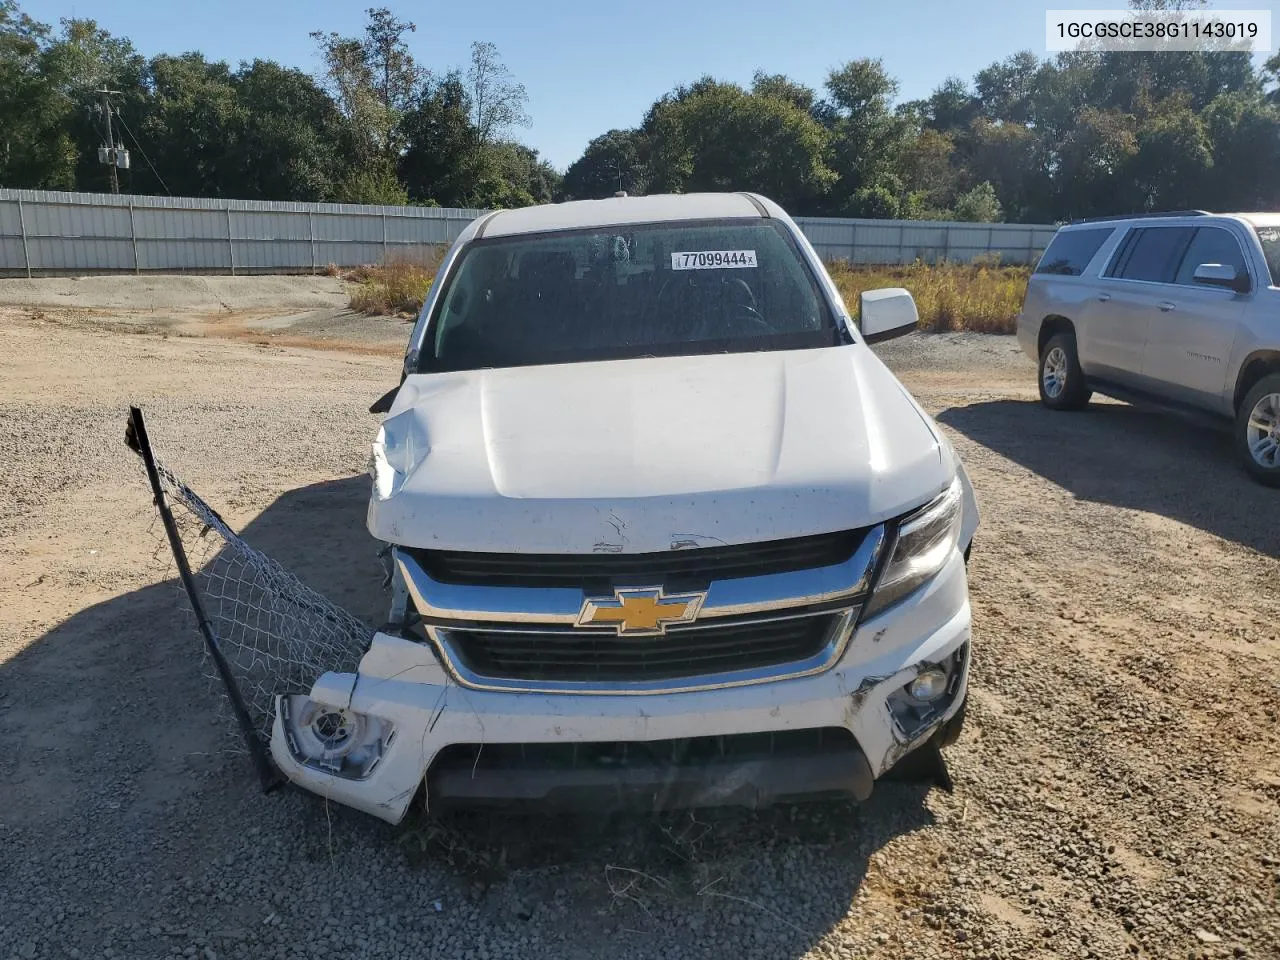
[368,346,951,553]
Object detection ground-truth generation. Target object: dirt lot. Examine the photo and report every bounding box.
[1,284,1277,960]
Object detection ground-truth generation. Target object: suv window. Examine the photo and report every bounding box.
[1108,226,1194,283]
[1034,227,1113,276]
[1253,226,1279,286]
[1174,227,1249,287]
[421,219,840,373]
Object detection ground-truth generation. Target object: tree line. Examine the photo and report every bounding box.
[3,1,1279,223]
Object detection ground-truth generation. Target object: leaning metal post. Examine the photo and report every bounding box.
[126,406,282,793]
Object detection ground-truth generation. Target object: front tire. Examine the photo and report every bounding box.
[1236,373,1280,487]
[1038,333,1092,411]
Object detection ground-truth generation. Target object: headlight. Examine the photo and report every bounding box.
[369,410,430,501]
[863,476,963,618]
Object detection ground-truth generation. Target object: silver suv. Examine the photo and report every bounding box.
[1017,212,1280,485]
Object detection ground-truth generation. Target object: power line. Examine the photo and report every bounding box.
[112,108,171,196]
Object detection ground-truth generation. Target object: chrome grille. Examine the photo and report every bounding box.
[441,613,841,684]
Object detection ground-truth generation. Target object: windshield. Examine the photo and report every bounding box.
[419,219,841,373]
[1254,225,1280,286]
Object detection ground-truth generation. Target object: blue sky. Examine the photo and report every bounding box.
[22,0,1280,169]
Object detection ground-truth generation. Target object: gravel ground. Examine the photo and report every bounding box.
[1,292,1277,960]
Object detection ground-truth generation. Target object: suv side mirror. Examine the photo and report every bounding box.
[860,288,919,344]
[1192,263,1250,294]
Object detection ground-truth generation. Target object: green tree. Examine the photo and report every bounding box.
[1128,96,1212,210]
[311,7,424,166]
[640,78,835,212]
[0,2,76,188]
[974,51,1042,125]
[1053,107,1140,219]
[39,16,147,193]
[135,53,242,197]
[820,59,909,215]
[963,119,1051,222]
[896,128,956,211]
[333,162,408,205]
[467,41,528,144]
[751,71,818,115]
[952,181,1003,222]
[399,72,479,206]
[560,128,648,199]
[1200,92,1280,210]
[921,76,979,133]
[1263,54,1279,105]
[230,60,349,201]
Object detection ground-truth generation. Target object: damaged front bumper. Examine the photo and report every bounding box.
[269,551,971,824]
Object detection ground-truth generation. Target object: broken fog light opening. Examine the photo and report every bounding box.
[887,645,968,742]
[280,695,395,780]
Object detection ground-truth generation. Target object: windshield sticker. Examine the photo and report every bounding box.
[670,250,757,270]
[1258,228,1279,243]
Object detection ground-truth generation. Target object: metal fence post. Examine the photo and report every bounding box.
[898,223,906,266]
[16,198,32,278]
[125,407,281,792]
[129,202,140,274]
[308,211,317,275]
[226,208,236,276]
[381,212,388,263]
[942,225,951,265]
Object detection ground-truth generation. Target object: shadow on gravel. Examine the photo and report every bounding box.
[939,399,1279,558]
[4,472,941,957]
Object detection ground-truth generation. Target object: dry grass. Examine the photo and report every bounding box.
[345,253,441,316]
[344,254,1030,332]
[828,259,1030,334]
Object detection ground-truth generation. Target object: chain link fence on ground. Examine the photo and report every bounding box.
[134,411,372,757]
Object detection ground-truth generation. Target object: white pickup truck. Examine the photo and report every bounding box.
[271,193,980,823]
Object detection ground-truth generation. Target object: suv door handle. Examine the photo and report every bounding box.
[1158,301,1176,312]
[1096,293,1111,302]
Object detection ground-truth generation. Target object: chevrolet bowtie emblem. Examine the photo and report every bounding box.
[576,587,706,636]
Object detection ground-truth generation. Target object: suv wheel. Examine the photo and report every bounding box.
[1038,333,1092,411]
[1237,373,1280,487]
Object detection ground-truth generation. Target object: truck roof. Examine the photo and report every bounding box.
[464,192,784,241]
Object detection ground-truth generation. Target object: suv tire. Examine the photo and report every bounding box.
[1236,373,1280,487]
[1038,332,1092,411]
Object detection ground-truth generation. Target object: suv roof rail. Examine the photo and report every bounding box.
[1068,210,1212,225]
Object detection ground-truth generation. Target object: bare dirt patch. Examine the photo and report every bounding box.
[1,287,1276,960]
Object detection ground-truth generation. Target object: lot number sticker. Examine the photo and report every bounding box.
[671,250,757,270]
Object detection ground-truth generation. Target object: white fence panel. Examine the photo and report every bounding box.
[0,189,1058,276]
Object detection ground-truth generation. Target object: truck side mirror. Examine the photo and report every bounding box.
[859,288,919,344]
[1192,263,1250,294]
[369,388,399,414]
[371,358,413,414]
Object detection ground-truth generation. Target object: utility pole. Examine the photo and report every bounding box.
[96,89,128,194]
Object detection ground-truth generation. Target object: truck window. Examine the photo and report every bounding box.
[1033,228,1113,276]
[1108,226,1194,283]
[1173,227,1249,287]
[420,219,841,373]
